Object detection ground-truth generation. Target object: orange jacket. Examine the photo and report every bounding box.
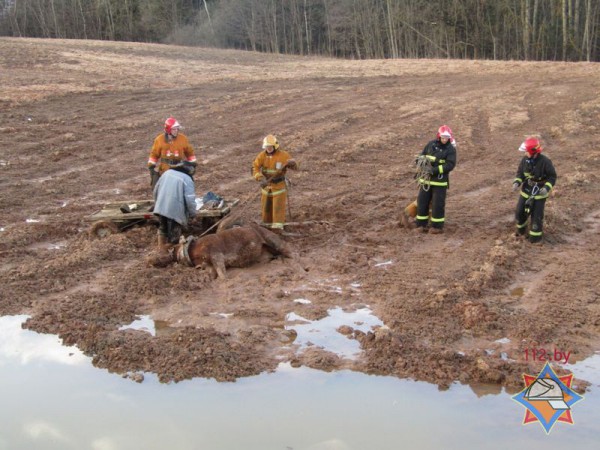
[252,148,296,183]
[148,133,197,175]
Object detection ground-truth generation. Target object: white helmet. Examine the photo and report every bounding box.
[262,134,279,150]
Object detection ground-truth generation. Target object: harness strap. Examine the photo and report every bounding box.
[176,235,195,267]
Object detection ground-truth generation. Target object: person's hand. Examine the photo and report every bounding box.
[539,187,548,196]
[424,166,435,175]
[286,159,297,170]
[512,182,520,192]
[259,178,269,188]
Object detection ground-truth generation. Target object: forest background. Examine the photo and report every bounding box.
[1,0,598,61]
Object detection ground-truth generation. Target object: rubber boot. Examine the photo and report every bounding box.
[157,234,169,252]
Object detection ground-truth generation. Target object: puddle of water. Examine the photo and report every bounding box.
[1,315,600,450]
[285,307,384,359]
[119,315,156,336]
[210,312,234,319]
[119,316,178,338]
[564,353,600,387]
[27,241,67,251]
[510,287,525,297]
[154,320,177,337]
[293,298,312,304]
[0,315,88,366]
[374,260,393,267]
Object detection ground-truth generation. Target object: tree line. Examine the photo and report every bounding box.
[1,0,599,61]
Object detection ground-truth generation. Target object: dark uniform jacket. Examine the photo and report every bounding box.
[514,154,557,199]
[419,139,457,187]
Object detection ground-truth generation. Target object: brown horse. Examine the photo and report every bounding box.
[148,218,296,278]
[177,222,295,279]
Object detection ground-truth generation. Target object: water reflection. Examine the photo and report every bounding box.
[0,315,598,450]
[118,315,156,336]
[0,315,87,366]
[285,307,384,359]
[565,352,600,387]
[118,315,176,338]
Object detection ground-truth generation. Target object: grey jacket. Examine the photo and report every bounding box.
[153,169,197,226]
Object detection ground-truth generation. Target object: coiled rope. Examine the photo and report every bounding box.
[414,155,433,192]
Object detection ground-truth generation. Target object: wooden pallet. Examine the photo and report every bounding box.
[85,198,239,237]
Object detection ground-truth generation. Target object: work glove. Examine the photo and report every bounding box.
[424,166,435,175]
[286,159,297,170]
[259,178,269,188]
[538,187,549,196]
[149,165,158,187]
[512,182,520,192]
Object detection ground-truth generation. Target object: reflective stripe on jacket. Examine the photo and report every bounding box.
[514,153,557,197]
[419,139,457,187]
[252,148,295,183]
[148,133,197,174]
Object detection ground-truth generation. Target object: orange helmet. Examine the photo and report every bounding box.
[164,117,181,134]
[519,137,542,156]
[436,125,453,140]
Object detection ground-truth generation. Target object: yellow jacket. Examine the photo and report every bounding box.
[252,149,296,185]
[148,133,197,174]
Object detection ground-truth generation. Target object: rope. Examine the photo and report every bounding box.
[197,189,260,237]
[292,171,422,250]
[414,155,432,192]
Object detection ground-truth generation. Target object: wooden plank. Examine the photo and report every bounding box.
[85,198,239,222]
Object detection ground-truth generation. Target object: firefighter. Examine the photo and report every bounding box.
[252,134,297,231]
[414,125,457,234]
[153,161,197,250]
[400,132,457,229]
[512,137,557,243]
[147,117,197,188]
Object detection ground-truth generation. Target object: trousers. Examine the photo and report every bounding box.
[416,185,447,229]
[515,196,546,242]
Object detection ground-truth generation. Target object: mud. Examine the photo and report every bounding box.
[1,38,599,390]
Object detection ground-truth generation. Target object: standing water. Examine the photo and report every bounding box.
[0,315,598,450]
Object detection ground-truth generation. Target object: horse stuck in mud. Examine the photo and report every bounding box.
[147,219,296,279]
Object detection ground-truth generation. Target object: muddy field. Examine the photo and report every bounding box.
[1,38,599,390]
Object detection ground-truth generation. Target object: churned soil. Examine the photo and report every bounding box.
[1,38,599,389]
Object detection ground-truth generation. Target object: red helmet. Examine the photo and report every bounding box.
[519,137,542,156]
[164,117,181,134]
[437,125,453,140]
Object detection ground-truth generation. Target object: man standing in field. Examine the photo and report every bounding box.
[414,125,457,234]
[147,117,197,188]
[512,137,557,243]
[400,129,457,229]
[252,134,297,231]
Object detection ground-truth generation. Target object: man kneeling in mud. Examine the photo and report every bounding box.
[153,161,197,250]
